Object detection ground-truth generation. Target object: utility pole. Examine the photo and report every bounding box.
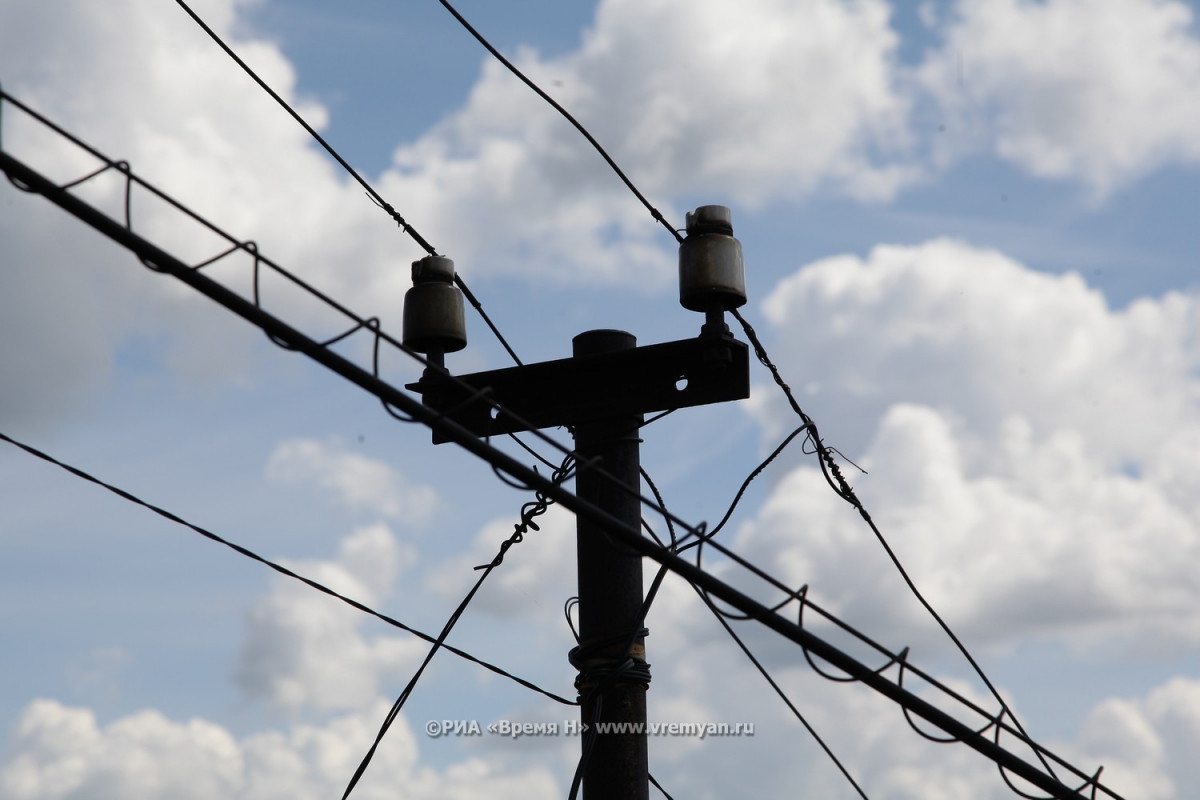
[406,205,750,798]
[571,329,648,799]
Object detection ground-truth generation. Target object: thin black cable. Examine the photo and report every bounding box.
[438,0,683,244]
[648,772,676,800]
[173,0,432,253]
[677,422,810,554]
[172,0,524,367]
[642,463,869,799]
[0,430,574,706]
[342,564,488,799]
[342,452,576,798]
[692,582,871,799]
[729,306,1060,783]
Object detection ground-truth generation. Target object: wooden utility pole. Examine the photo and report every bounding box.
[571,329,649,799]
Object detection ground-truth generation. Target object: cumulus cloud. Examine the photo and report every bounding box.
[426,506,575,619]
[381,0,916,286]
[737,238,1200,651]
[233,525,424,713]
[755,238,1199,470]
[0,0,394,426]
[0,698,559,799]
[266,437,439,525]
[10,0,1200,432]
[920,0,1200,197]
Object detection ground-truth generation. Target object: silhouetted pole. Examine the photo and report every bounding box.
[572,329,649,800]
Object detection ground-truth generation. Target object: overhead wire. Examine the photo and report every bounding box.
[729,306,1061,783]
[0,87,1119,800]
[437,0,684,245]
[433,0,1062,782]
[172,0,524,367]
[639,464,870,800]
[0,145,1117,793]
[341,439,575,796]
[0,430,574,707]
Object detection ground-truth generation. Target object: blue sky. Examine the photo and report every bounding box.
[2,1,1199,797]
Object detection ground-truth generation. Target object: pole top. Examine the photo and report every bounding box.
[573,329,637,357]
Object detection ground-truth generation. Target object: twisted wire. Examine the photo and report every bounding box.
[475,453,575,570]
[729,306,1063,784]
[342,452,582,798]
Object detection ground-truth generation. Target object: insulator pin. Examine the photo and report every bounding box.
[402,255,467,353]
[678,205,747,313]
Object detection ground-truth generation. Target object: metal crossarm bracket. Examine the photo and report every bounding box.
[409,334,750,442]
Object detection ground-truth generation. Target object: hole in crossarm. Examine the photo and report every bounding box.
[675,375,688,392]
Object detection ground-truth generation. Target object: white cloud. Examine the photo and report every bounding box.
[1068,677,1200,799]
[0,700,243,799]
[739,238,1200,651]
[920,0,1200,197]
[755,238,1200,471]
[733,403,1200,652]
[426,506,575,619]
[266,437,439,525]
[378,0,917,286]
[0,698,559,800]
[233,525,424,713]
[0,0,392,424]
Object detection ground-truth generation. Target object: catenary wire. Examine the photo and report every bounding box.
[0,85,729,594]
[693,581,870,799]
[0,430,574,706]
[0,99,1120,799]
[172,0,524,367]
[438,0,683,245]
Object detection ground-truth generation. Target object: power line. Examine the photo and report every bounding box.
[432,5,1033,770]
[1,110,1121,799]
[728,306,1064,783]
[0,430,574,707]
[172,0,524,367]
[438,0,683,245]
[342,452,575,797]
[640,465,870,799]
[693,583,871,799]
[0,98,708,584]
